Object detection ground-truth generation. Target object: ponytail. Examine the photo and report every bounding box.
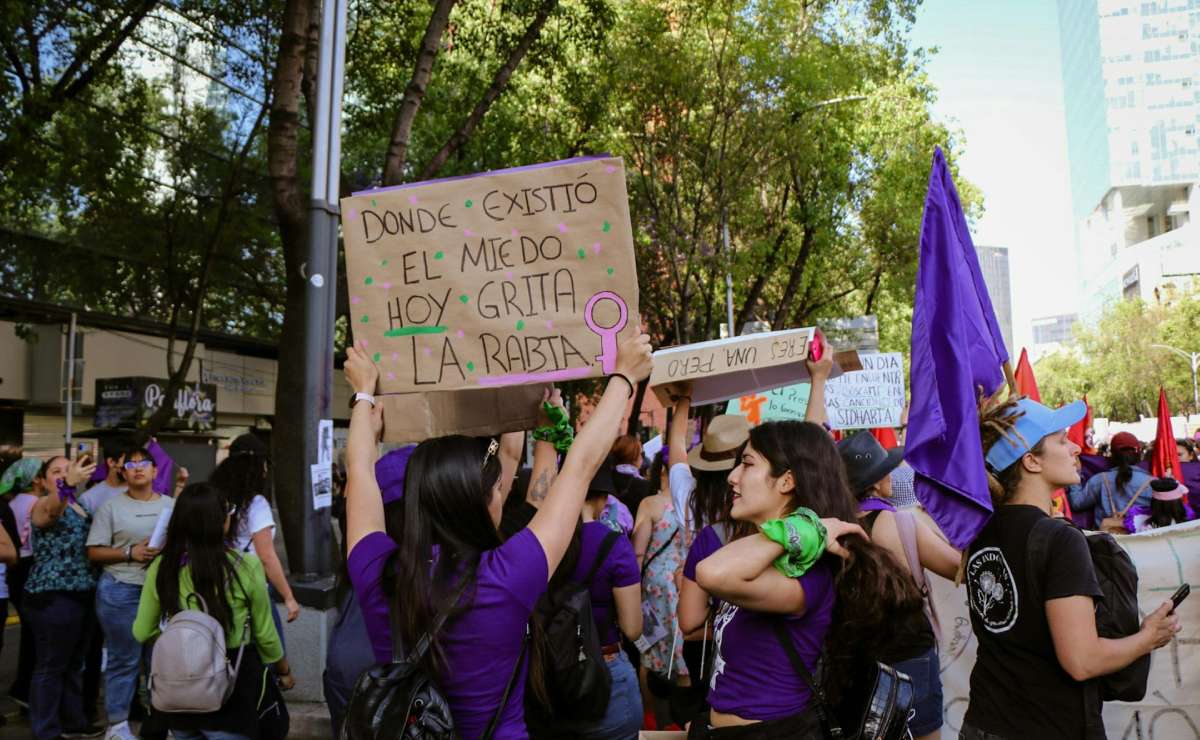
[978,393,1045,506]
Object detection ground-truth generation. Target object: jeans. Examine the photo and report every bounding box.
[560,651,644,740]
[95,574,144,724]
[893,646,943,735]
[27,590,92,740]
[8,556,35,703]
[173,731,252,740]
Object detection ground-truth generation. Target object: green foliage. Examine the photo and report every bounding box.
[1036,295,1200,421]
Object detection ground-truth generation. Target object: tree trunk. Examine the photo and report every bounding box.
[419,0,559,180]
[267,0,313,571]
[381,0,458,186]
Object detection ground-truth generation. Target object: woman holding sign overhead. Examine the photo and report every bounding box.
[342,330,653,739]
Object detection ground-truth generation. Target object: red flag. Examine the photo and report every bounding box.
[1152,387,1183,481]
[1013,348,1041,402]
[871,427,899,449]
[1067,395,1093,453]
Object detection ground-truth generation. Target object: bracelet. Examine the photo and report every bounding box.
[760,507,827,578]
[125,545,133,563]
[608,373,635,398]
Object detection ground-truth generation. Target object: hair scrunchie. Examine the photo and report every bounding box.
[760,507,827,577]
[532,403,574,453]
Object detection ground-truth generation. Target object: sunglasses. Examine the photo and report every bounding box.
[123,460,153,471]
[482,438,499,471]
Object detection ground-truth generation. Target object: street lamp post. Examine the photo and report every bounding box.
[1150,344,1200,413]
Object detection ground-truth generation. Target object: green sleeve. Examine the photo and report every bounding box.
[133,557,163,643]
[239,556,284,664]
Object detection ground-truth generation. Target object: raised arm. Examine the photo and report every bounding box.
[528,334,653,577]
[632,496,657,566]
[666,383,692,468]
[804,349,833,426]
[526,388,566,509]
[497,430,525,505]
[343,348,387,554]
[695,533,806,614]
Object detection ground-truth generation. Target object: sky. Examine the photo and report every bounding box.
[909,0,1079,354]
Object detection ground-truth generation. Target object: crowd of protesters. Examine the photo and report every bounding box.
[0,332,1193,740]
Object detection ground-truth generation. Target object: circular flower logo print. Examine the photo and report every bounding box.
[967,547,1019,633]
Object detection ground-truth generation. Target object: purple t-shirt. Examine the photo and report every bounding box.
[571,521,639,645]
[707,562,835,721]
[682,524,724,582]
[347,528,549,740]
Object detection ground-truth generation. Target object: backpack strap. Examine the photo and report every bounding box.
[896,511,941,639]
[1100,474,1118,518]
[584,530,622,585]
[641,526,679,578]
[1120,480,1152,518]
[398,571,474,664]
[770,620,843,738]
[482,624,529,740]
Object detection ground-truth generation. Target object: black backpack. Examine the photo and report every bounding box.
[772,622,915,740]
[341,577,527,740]
[1026,517,1150,702]
[529,529,619,722]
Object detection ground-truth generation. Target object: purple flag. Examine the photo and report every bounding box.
[905,147,1010,550]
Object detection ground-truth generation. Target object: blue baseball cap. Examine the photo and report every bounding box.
[985,398,1088,473]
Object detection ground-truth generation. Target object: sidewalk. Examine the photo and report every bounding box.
[0,623,333,739]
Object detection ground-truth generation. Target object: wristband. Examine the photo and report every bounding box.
[608,373,635,398]
[532,403,574,453]
[760,507,827,578]
[125,545,134,563]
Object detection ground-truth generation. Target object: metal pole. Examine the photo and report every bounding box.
[64,312,77,455]
[1192,353,1199,414]
[722,211,735,336]
[294,0,348,591]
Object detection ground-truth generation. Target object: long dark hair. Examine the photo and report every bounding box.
[391,435,503,672]
[1150,498,1187,528]
[210,452,271,546]
[747,421,924,703]
[155,482,241,631]
[690,468,734,530]
[1111,448,1141,490]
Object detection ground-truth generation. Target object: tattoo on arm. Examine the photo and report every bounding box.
[530,470,551,502]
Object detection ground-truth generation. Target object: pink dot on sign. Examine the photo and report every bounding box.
[382,282,392,289]
[391,352,399,361]
[423,347,432,357]
[456,330,465,338]
[605,166,616,173]
[464,228,474,237]
[408,195,418,205]
[350,295,362,305]
[386,372,396,380]
[593,242,602,255]
[511,228,519,237]
[505,271,513,280]
[557,223,568,233]
[359,339,368,348]
[348,209,358,219]
[545,320,554,330]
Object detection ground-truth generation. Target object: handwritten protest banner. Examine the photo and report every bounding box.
[930,517,1200,738]
[724,385,811,425]
[648,328,861,407]
[341,156,639,394]
[824,352,905,429]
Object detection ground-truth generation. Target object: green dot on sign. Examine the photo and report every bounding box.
[607,267,614,275]
[371,199,377,207]
[459,294,469,304]
[464,199,473,208]
[381,259,389,266]
[373,352,381,362]
[466,361,475,372]
[516,320,525,331]
[360,315,369,323]
[434,251,444,260]
[577,248,586,259]
[364,276,373,285]
[602,221,611,232]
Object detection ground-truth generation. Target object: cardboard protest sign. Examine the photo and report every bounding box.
[649,328,857,407]
[341,156,639,396]
[931,517,1200,738]
[824,352,905,429]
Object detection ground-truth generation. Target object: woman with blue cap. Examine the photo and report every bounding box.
[961,396,1180,740]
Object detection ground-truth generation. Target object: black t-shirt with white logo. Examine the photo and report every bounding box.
[964,505,1104,739]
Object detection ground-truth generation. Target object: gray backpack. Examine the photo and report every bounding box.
[149,593,249,713]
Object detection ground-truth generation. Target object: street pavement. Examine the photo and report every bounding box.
[0,622,332,739]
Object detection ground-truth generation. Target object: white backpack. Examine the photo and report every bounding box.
[149,593,249,713]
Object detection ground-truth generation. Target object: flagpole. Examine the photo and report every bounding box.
[1002,361,1017,397]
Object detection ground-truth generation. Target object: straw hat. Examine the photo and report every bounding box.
[687,415,751,472]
